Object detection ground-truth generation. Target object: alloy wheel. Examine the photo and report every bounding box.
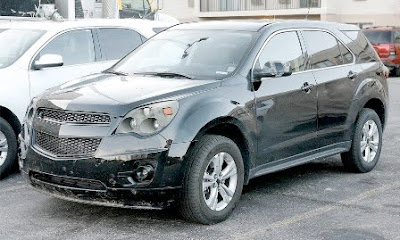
[0,131,8,166]
[360,120,380,163]
[202,152,238,212]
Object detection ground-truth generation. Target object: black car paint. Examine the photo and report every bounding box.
[20,21,389,208]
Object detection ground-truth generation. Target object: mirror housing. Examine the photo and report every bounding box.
[33,54,64,70]
[253,61,292,81]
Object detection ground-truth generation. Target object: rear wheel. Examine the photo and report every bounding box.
[341,109,383,173]
[180,135,244,224]
[0,117,17,179]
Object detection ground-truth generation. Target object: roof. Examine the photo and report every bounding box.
[171,20,360,32]
[0,18,173,32]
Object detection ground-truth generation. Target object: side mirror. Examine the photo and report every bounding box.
[253,61,292,81]
[33,54,64,70]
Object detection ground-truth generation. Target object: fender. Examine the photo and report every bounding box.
[161,88,257,161]
[345,76,388,139]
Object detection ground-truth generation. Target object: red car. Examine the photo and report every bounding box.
[363,27,400,76]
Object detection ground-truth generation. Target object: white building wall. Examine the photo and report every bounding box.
[159,0,400,26]
[158,0,197,22]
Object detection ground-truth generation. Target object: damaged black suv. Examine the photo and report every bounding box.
[20,21,389,224]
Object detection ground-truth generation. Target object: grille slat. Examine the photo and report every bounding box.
[37,109,111,124]
[35,131,101,158]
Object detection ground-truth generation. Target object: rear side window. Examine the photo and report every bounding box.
[39,29,95,66]
[394,31,400,44]
[363,31,392,44]
[302,31,352,69]
[256,31,306,73]
[98,28,143,60]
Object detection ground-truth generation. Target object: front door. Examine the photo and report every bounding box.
[254,31,318,166]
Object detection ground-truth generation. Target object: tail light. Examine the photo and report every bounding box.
[389,45,396,58]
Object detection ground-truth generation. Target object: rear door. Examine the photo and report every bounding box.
[254,31,318,165]
[301,30,363,148]
[29,29,109,98]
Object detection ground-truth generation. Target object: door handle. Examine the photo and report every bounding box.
[348,71,358,80]
[301,82,313,93]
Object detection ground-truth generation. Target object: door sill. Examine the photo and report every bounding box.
[249,141,351,180]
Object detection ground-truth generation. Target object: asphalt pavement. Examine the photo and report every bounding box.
[1,78,400,240]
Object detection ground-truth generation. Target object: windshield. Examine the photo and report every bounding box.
[364,31,392,44]
[0,29,45,69]
[112,30,256,80]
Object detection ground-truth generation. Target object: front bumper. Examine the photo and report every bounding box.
[20,140,184,209]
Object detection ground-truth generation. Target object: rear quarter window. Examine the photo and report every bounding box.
[342,30,379,63]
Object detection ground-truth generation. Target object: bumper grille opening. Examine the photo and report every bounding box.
[30,171,107,191]
[37,108,111,124]
[34,131,101,158]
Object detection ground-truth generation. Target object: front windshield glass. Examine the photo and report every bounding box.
[113,30,256,80]
[364,31,392,44]
[0,29,45,69]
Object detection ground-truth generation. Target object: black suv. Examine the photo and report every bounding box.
[20,21,389,224]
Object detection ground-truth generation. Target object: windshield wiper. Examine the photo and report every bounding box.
[103,69,128,76]
[182,37,209,59]
[134,72,194,79]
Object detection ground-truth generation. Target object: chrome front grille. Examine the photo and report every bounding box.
[37,108,111,124]
[34,131,101,158]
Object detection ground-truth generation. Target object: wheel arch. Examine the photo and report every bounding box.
[185,116,254,185]
[363,98,386,130]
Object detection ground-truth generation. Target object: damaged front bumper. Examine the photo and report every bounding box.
[19,133,187,209]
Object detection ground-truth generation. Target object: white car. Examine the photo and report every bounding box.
[0,18,172,178]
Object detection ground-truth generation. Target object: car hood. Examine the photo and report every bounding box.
[38,74,220,116]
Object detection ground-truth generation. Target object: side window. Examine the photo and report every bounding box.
[302,31,344,69]
[256,31,306,74]
[98,28,143,61]
[38,29,95,66]
[394,31,400,44]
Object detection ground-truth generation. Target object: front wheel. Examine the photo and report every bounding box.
[341,109,383,173]
[0,117,18,179]
[179,135,244,224]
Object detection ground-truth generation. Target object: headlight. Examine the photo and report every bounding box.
[115,101,179,136]
[23,97,39,144]
[24,97,38,126]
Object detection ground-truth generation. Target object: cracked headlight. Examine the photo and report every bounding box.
[115,101,179,136]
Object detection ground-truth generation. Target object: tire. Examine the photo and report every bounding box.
[179,135,244,224]
[341,109,383,173]
[0,117,18,179]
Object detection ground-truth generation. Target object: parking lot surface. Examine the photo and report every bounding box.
[1,78,400,240]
